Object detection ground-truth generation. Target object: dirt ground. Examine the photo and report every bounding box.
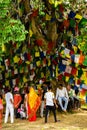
[3,109,87,130]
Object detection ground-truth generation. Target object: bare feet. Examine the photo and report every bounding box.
[63,109,67,112]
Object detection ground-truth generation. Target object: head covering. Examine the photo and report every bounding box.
[14,87,19,92]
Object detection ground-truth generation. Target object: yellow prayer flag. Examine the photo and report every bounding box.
[2,44,6,52]
[56,66,58,77]
[46,14,51,21]
[5,80,9,86]
[66,54,70,59]
[84,80,87,85]
[73,46,77,53]
[29,29,33,37]
[75,14,82,20]
[81,72,87,81]
[23,76,28,83]
[13,56,20,63]
[49,0,54,4]
[36,61,40,66]
[65,76,69,82]
[35,52,40,57]
[48,60,51,66]
[54,0,63,7]
[61,50,64,55]
[25,61,30,64]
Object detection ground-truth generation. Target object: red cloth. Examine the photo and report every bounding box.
[64,72,71,77]
[71,67,77,76]
[14,94,22,108]
[28,105,36,121]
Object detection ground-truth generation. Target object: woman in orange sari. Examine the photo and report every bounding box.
[28,86,41,121]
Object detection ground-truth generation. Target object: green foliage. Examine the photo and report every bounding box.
[0,0,11,18]
[0,19,27,45]
[77,24,87,54]
[0,0,27,54]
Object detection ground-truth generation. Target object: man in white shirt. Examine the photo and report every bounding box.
[44,85,59,123]
[4,88,14,123]
[56,84,69,112]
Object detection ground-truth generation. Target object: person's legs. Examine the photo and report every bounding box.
[4,106,9,123]
[45,106,49,123]
[62,97,68,111]
[40,101,44,117]
[51,106,57,122]
[58,97,64,110]
[9,106,14,123]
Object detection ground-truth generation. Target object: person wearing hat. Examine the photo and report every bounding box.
[14,85,22,118]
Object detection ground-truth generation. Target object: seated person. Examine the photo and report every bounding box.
[74,88,81,109]
[56,84,69,112]
[17,104,26,119]
[67,84,75,110]
[67,84,81,110]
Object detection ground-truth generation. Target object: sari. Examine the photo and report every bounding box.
[28,87,41,121]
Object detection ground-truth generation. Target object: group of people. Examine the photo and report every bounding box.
[0,81,81,128]
[40,82,81,122]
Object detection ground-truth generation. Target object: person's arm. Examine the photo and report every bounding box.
[10,98,14,105]
[44,93,46,108]
[55,88,58,100]
[10,93,14,105]
[53,98,58,108]
[65,88,69,99]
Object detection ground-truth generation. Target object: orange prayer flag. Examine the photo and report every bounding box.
[79,55,85,64]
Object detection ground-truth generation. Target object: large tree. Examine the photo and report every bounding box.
[0,0,87,88]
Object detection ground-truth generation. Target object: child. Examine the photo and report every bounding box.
[0,94,3,129]
[44,85,59,123]
[18,104,26,119]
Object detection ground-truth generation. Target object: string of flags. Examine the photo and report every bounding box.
[0,2,87,101]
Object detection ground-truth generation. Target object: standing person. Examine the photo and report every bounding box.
[56,84,69,112]
[14,86,22,118]
[40,82,48,118]
[44,85,59,123]
[0,94,3,129]
[4,88,14,123]
[24,83,29,119]
[27,85,41,122]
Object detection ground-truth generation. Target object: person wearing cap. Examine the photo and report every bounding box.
[56,84,69,112]
[14,85,22,118]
